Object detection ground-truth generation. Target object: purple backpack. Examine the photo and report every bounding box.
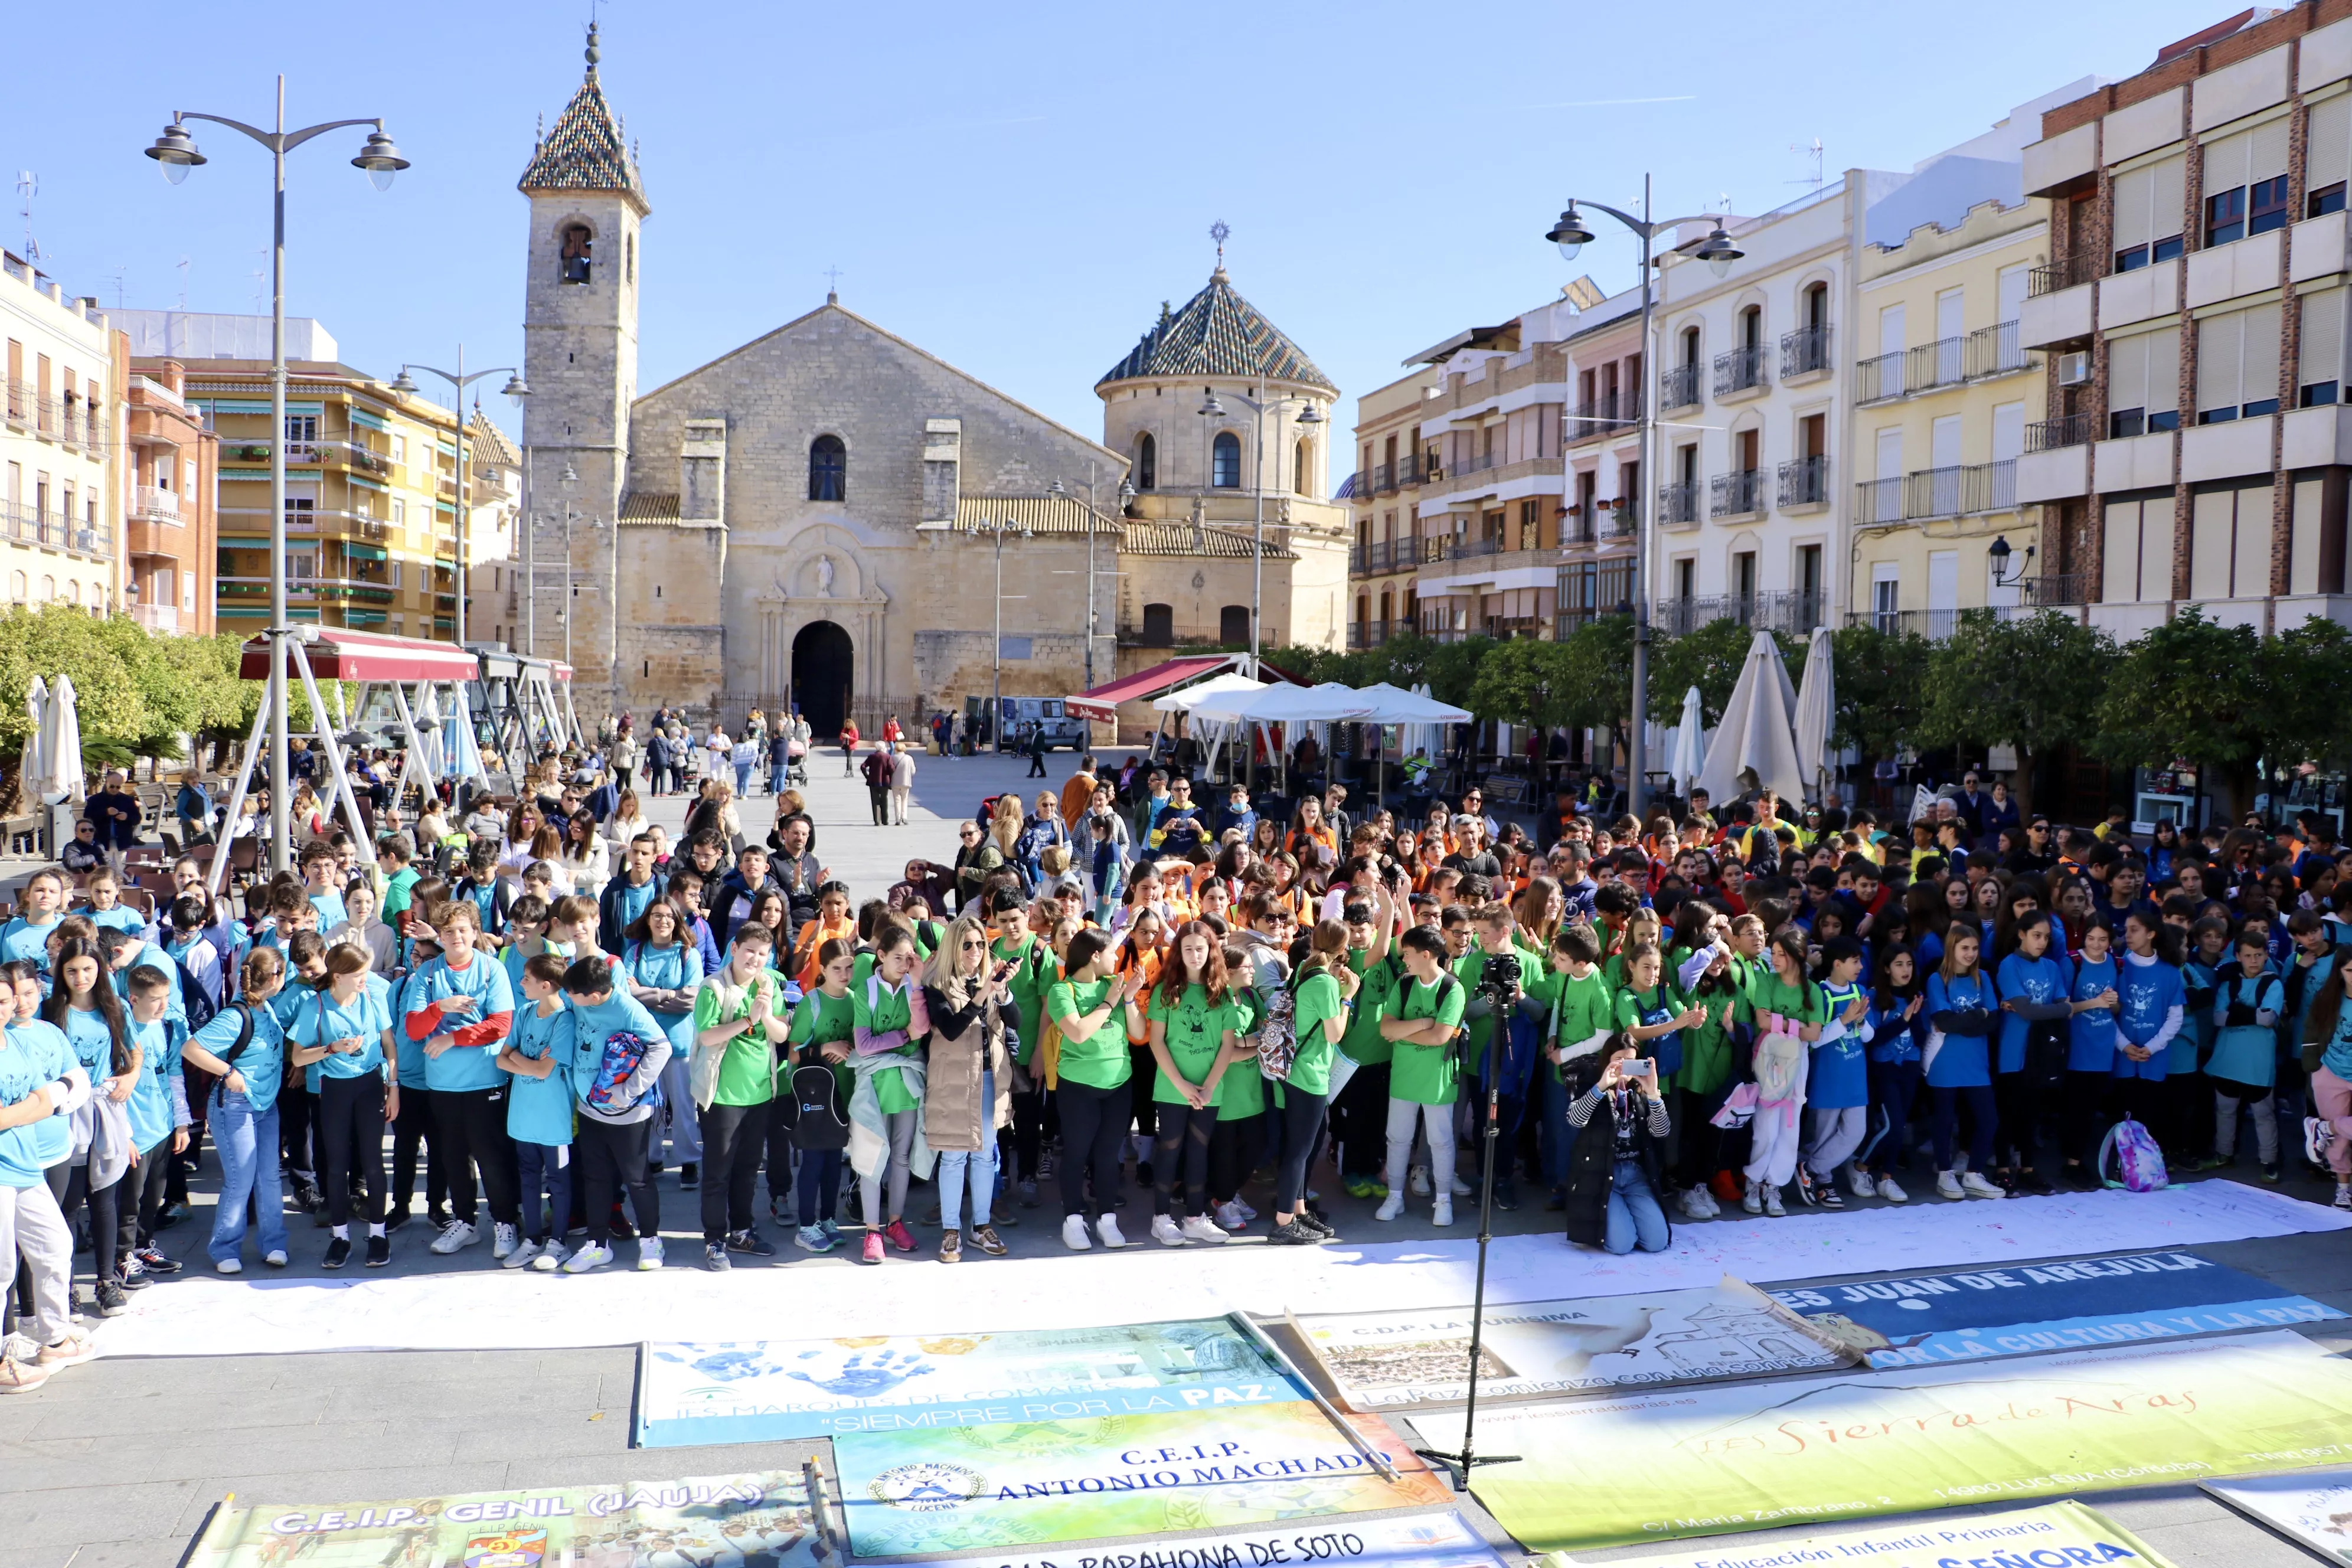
[2098,1116,2169,1192]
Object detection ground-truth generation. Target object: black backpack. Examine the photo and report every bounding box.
[780,1063,850,1151]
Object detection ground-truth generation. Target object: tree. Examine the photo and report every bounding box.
[1558,615,1636,733]
[2256,613,2352,778]
[1647,618,1804,727]
[1467,638,1579,731]
[1828,621,1932,765]
[1421,635,1495,710]
[2094,607,2264,814]
[1915,609,2111,819]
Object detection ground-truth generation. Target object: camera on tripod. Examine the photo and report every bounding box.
[1476,950,1521,1002]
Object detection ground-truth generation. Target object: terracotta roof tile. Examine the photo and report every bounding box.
[1098,268,1334,394]
[517,45,648,215]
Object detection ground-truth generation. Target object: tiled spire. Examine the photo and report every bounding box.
[517,22,649,215]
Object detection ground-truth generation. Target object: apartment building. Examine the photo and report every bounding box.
[463,411,527,649]
[1345,362,1443,646]
[2019,5,2352,637]
[2,250,119,612]
[122,312,463,640]
[121,361,220,635]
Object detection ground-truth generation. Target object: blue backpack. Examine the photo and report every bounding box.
[585,1028,666,1115]
[2098,1115,2169,1192]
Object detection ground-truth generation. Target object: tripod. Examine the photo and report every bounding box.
[1413,996,1520,1490]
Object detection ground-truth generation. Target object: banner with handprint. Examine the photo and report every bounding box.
[636,1319,1306,1447]
[831,1399,1451,1556]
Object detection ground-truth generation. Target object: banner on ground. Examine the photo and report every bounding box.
[184,1471,825,1568]
[831,1399,1451,1557]
[1770,1249,2346,1369]
[1540,1500,2184,1568]
[1411,1329,2352,1553]
[903,1508,1508,1568]
[1295,1277,1854,1409]
[2204,1469,2352,1563]
[636,1318,1299,1446]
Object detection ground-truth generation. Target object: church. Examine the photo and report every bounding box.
[516,27,1351,737]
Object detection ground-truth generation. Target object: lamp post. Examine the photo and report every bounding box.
[1543,180,1743,819]
[1197,381,1324,677]
[1049,468,1136,691]
[146,80,409,876]
[390,352,527,651]
[963,515,1031,752]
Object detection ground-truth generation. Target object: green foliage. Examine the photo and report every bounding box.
[1467,638,1577,730]
[1647,618,1803,727]
[1559,616,1636,731]
[2259,614,2352,770]
[1828,621,1932,759]
[2093,607,2261,770]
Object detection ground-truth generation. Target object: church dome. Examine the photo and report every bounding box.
[1097,266,1334,394]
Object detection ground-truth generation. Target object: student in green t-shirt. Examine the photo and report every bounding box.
[1334,882,1400,1200]
[1376,926,1469,1227]
[1269,919,1360,1246]
[688,925,789,1270]
[849,926,929,1264]
[1524,921,1618,1203]
[1207,939,1268,1232]
[1044,927,1148,1253]
[1144,920,1247,1246]
[784,937,858,1252]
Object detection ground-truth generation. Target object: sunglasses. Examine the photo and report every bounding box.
[961,938,988,952]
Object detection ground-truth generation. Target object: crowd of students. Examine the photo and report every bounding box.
[6,736,2352,1396]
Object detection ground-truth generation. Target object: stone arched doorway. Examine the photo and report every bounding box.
[792,620,855,738]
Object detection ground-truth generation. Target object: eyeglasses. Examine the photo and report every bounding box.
[961,939,988,952]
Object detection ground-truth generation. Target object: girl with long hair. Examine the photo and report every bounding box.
[1269,919,1358,1244]
[1144,920,1244,1246]
[43,940,137,1311]
[1044,928,1146,1252]
[1924,923,2001,1199]
[284,942,396,1268]
[919,915,1014,1261]
[624,899,705,1182]
[849,925,930,1263]
[785,936,858,1252]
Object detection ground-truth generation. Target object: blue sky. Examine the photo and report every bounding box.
[8,0,2241,458]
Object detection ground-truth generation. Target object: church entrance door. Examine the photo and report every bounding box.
[792,619,855,739]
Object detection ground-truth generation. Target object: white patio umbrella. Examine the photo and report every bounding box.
[1668,685,1708,798]
[22,675,48,806]
[1791,626,1837,804]
[1353,682,1472,806]
[1694,632,1803,806]
[35,672,86,803]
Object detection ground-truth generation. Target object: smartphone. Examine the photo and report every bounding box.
[1623,1059,1655,1079]
[991,961,1015,983]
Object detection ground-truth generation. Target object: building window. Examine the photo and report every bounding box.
[560,224,593,284]
[626,234,635,284]
[1142,603,1174,645]
[1133,432,1156,491]
[2111,154,2186,272]
[1211,432,1241,488]
[808,435,846,502]
[1220,605,1250,644]
[1293,437,1311,495]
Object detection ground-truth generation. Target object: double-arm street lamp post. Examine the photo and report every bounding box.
[391,352,528,651]
[1197,382,1323,677]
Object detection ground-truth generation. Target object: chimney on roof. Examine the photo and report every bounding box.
[159,360,184,394]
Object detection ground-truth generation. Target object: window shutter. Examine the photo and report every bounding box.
[2114,168,2152,251]
[2302,287,2348,393]
[2199,311,2245,413]
[2311,96,2352,190]
[2151,155,2187,241]
[2241,302,2284,406]
[2251,117,2291,184]
[2150,325,2181,411]
[2205,129,2253,195]
[2111,332,2148,410]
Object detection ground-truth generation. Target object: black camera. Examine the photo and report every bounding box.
[1478,950,1522,999]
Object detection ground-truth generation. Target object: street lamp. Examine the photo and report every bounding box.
[1049,470,1137,692]
[1198,381,1324,675]
[963,516,1032,752]
[390,351,525,651]
[1540,178,1745,820]
[145,81,407,876]
[1988,534,2036,589]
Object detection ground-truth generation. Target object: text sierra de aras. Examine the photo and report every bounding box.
[1681,1387,2203,1458]
[264,1479,777,1533]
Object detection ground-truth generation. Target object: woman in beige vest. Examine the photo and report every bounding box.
[920,913,1014,1262]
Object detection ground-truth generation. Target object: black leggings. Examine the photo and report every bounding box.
[430,1086,520,1228]
[1208,1113,1259,1204]
[577,1116,660,1245]
[698,1100,766,1242]
[278,1082,317,1182]
[1152,1103,1220,1218]
[2064,1070,2113,1164]
[1127,1047,1159,1146]
[1993,1067,2044,1165]
[316,1073,388,1226]
[391,1083,447,1216]
[1275,1086,1329,1211]
[121,1138,172,1257]
[1056,1078,1132,1219]
[62,1163,125,1281]
[1929,1083,1997,1171]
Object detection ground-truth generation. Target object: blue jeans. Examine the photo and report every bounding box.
[769,762,789,794]
[1537,1069,1578,1191]
[936,1070,998,1229]
[208,1089,289,1264]
[515,1141,573,1243]
[734,762,754,796]
[796,1147,842,1227]
[1604,1158,1669,1255]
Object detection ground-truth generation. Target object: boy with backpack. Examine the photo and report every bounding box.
[496,954,578,1272]
[558,955,672,1272]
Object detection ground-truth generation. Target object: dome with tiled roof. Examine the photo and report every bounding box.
[1097,266,1334,394]
[517,23,649,215]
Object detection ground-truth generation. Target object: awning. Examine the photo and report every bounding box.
[345,543,388,561]
[1066,655,1240,723]
[239,629,479,683]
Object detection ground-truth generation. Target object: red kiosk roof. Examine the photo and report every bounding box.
[239,630,482,684]
[1067,655,1280,722]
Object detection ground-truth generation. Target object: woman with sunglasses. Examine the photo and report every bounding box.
[922,916,1014,1260]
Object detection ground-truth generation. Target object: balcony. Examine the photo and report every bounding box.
[1349,538,1409,576]
[1396,452,1426,488]
[2028,254,2103,298]
[126,603,182,634]
[1565,390,1641,443]
[1777,455,1831,510]
[2,378,28,429]
[1966,320,2031,378]
[1709,468,1765,519]
[1713,344,1769,400]
[1851,459,2017,524]
[1850,582,2089,639]
[1657,481,1700,528]
[1780,324,1832,381]
[1556,603,1632,635]
[1656,590,1826,636]
[0,500,113,560]
[2026,412,2095,452]
[1449,449,1502,480]
[1347,618,1402,649]
[132,485,182,522]
[1658,363,1701,411]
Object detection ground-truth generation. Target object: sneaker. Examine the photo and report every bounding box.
[215,1257,242,1275]
[0,1358,51,1394]
[1678,1185,1712,1220]
[1018,1179,1040,1208]
[2336,1184,2352,1210]
[821,1218,844,1244]
[972,1226,1008,1256]
[1096,1215,1128,1250]
[1763,1187,1786,1218]
[94,1279,129,1317]
[608,1208,636,1243]
[492,1223,518,1261]
[1710,1169,1745,1206]
[502,1238,542,1270]
[2063,1162,2100,1190]
[115,1260,152,1291]
[2305,1116,2334,1167]
[1493,1181,1520,1211]
[2261,1161,2282,1182]
[1181,1214,1230,1244]
[703,1242,732,1272]
[1409,1167,1430,1197]
[130,1246,177,1277]
[648,1158,665,1177]
[727,1228,778,1257]
[794,1224,835,1253]
[1691,1184,1720,1217]
[884,1218,917,1253]
[2196,1154,2235,1171]
[1297,1209,1337,1239]
[1214,1200,1249,1231]
[383,1207,411,1233]
[1961,1171,2005,1199]
[1236,1197,1259,1220]
[1545,1188,1567,1211]
[1265,1219,1314,1246]
[1936,1171,1966,1200]
[324,1236,352,1270]
[1061,1215,1093,1252]
[1432,1196,1455,1227]
[678,1162,699,1191]
[430,1220,479,1255]
[1343,1176,1387,1200]
[939,1230,963,1263]
[861,1231,886,1265]
[1151,1215,1187,1247]
[1848,1168,1877,1201]
[2016,1169,2056,1196]
[564,1242,613,1273]
[264,1249,288,1268]
[636,1237,665,1270]
[156,1200,191,1230]
[1742,1182,1764,1216]
[367,1234,391,1268]
[36,1331,94,1368]
[1817,1185,1845,1209]
[1876,1175,1910,1203]
[1793,1168,1818,1207]
[1374,1191,1405,1222]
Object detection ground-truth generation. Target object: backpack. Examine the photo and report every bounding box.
[782,1063,850,1151]
[2098,1115,2170,1192]
[1254,983,1301,1081]
[584,1028,667,1115]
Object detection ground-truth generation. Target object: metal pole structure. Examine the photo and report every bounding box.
[992,530,1004,755]
[1253,375,1266,679]
[523,446,534,657]
[389,355,524,653]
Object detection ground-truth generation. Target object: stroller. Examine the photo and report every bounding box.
[785,736,810,789]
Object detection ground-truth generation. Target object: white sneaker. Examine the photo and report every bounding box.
[1061,1215,1092,1252]
[1374,1190,1406,1221]
[636,1237,665,1270]
[1449,1173,1474,1196]
[2306,1116,2335,1167]
[1181,1214,1230,1244]
[532,1242,567,1272]
[1876,1175,1910,1203]
[1936,1171,1966,1201]
[215,1257,242,1275]
[1848,1168,1877,1200]
[502,1237,542,1270]
[1096,1215,1128,1250]
[1961,1171,2006,1199]
[1678,1185,1712,1220]
[563,1241,612,1273]
[1691,1183,1721,1217]
[264,1249,288,1267]
[430,1220,479,1255]
[1409,1167,1431,1197]
[1214,1200,1249,1230]
[1742,1182,1764,1215]
[1151,1215,1187,1247]
[492,1223,519,1261]
[1432,1197,1455,1227]
[1763,1187,1786,1218]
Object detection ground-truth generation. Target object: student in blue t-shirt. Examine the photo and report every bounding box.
[1991,912,2073,1196]
[78,868,149,942]
[116,965,188,1288]
[41,940,140,1314]
[1855,945,1926,1202]
[0,868,68,979]
[285,943,396,1269]
[179,947,292,1273]
[387,949,449,1232]
[1922,921,2002,1200]
[2062,919,2122,1185]
[300,842,349,933]
[0,966,91,1390]
[2202,930,2285,1178]
[497,952,579,1273]
[402,901,520,1263]
[1798,937,1871,1207]
[2113,913,2186,1136]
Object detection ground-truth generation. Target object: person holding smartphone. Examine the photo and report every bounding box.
[1560,1037,1674,1255]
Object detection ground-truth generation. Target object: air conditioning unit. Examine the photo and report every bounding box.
[2057,351,2091,386]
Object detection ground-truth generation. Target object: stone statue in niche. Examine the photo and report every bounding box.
[815,554,835,596]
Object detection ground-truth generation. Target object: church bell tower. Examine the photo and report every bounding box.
[518,21,648,716]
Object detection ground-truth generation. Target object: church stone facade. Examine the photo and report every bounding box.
[517,28,1348,736]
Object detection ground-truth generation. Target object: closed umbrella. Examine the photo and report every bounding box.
[22,675,48,807]
[1791,626,1836,804]
[1694,632,1803,806]
[1668,685,1707,798]
[37,672,85,803]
